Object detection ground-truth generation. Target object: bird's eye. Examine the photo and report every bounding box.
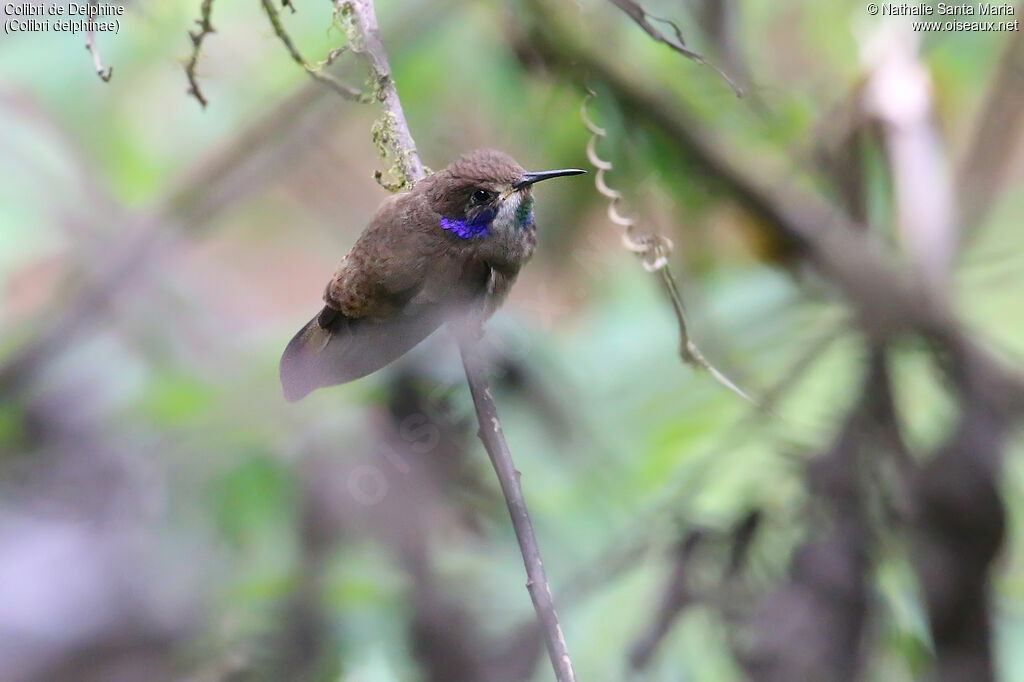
[471,189,494,205]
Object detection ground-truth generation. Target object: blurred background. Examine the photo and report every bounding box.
[1,0,1023,680]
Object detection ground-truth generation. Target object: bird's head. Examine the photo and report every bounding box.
[427,149,585,240]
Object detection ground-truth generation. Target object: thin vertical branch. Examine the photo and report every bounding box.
[341,1,576,679]
[459,342,577,682]
[957,12,1024,239]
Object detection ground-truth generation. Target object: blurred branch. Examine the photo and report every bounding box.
[339,0,426,189]
[628,531,703,670]
[629,511,762,671]
[254,497,338,682]
[85,0,113,82]
[913,377,1007,682]
[184,0,216,108]
[0,81,340,396]
[864,30,955,291]
[606,0,741,96]
[0,90,122,227]
[260,0,363,101]
[868,29,1015,678]
[866,30,1018,679]
[957,12,1024,239]
[807,84,874,226]
[740,351,899,681]
[404,550,498,682]
[374,374,504,681]
[267,460,341,682]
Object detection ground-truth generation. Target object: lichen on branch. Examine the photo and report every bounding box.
[337,0,426,189]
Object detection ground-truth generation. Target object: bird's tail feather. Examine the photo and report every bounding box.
[279,306,448,401]
[280,314,333,402]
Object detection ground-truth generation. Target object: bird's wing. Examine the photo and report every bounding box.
[279,302,454,401]
[324,194,439,319]
[280,195,487,401]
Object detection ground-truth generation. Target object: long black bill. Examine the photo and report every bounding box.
[513,168,587,190]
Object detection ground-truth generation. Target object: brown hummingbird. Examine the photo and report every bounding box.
[280,149,585,401]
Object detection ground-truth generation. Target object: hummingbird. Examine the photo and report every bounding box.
[280,149,585,401]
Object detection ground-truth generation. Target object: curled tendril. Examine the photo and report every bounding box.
[581,90,674,273]
[581,89,768,413]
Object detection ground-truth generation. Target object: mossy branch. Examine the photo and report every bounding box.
[337,0,425,189]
